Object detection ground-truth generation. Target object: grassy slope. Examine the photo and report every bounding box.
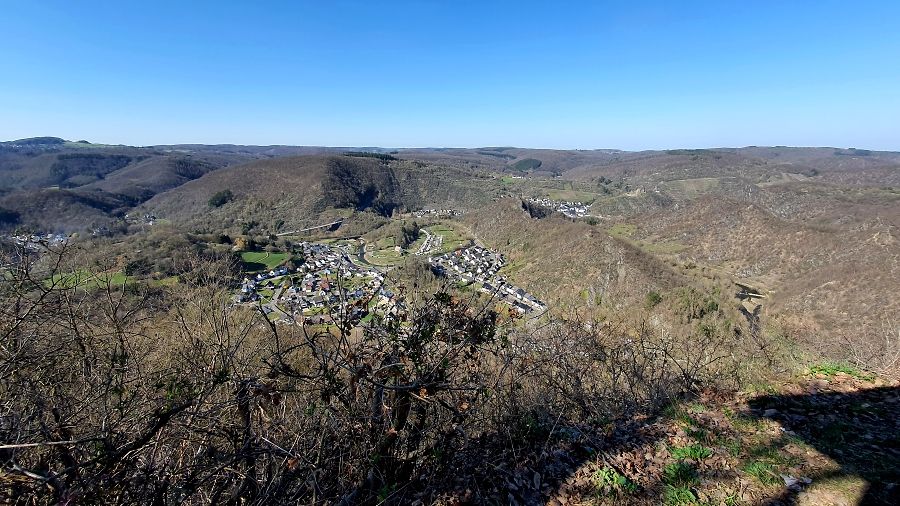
[527,371,900,506]
[462,198,687,307]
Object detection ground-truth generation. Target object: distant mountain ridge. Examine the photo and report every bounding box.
[1,137,898,232]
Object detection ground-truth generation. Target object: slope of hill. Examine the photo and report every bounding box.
[618,190,900,368]
[0,188,125,233]
[141,154,501,237]
[396,147,624,176]
[0,139,266,232]
[462,198,688,307]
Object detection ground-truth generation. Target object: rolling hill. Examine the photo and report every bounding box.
[140,154,501,237]
[615,188,900,365]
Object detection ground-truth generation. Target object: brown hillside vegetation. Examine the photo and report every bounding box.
[0,188,124,233]
[0,239,779,505]
[532,147,900,189]
[3,142,900,505]
[463,198,687,307]
[141,154,500,237]
[621,192,900,377]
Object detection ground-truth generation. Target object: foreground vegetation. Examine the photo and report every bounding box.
[0,237,792,505]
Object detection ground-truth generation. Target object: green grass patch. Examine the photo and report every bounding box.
[365,250,402,266]
[663,485,698,506]
[48,270,130,289]
[545,189,599,202]
[152,276,180,287]
[241,251,288,272]
[731,414,766,433]
[670,444,712,460]
[663,405,696,426]
[808,363,875,382]
[662,462,699,487]
[686,427,721,446]
[241,252,288,272]
[502,177,515,184]
[591,466,636,497]
[723,439,744,458]
[608,223,636,237]
[741,461,781,486]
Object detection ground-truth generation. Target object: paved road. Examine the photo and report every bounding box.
[264,284,292,321]
[354,240,377,266]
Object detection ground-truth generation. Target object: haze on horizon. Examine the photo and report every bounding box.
[1,0,898,151]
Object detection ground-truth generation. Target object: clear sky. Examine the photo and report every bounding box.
[1,1,898,150]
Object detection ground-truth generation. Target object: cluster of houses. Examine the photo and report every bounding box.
[527,197,592,218]
[124,213,157,226]
[412,209,463,219]
[233,234,549,325]
[234,242,389,322]
[429,246,547,314]
[7,233,69,251]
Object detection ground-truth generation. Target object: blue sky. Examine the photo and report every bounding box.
[1,1,898,150]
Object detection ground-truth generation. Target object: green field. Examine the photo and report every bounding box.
[545,189,599,203]
[427,225,469,254]
[48,270,130,289]
[607,224,636,237]
[659,178,720,198]
[241,252,288,272]
[366,248,402,266]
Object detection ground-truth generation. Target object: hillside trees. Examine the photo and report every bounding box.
[362,220,421,250]
[511,158,542,171]
[0,240,769,504]
[207,189,234,208]
[0,244,509,503]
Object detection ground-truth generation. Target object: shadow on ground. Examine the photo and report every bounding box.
[402,380,900,505]
[748,384,900,505]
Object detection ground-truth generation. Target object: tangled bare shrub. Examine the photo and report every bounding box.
[843,319,900,380]
[495,301,751,428]
[0,244,510,504]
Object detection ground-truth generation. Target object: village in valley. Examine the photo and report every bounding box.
[429,246,547,314]
[232,214,547,326]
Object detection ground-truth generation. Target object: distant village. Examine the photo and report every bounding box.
[412,208,464,219]
[124,213,158,226]
[429,245,547,314]
[5,233,70,251]
[527,197,592,218]
[234,235,547,326]
[234,241,387,326]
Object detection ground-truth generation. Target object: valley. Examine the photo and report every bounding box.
[2,138,899,505]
